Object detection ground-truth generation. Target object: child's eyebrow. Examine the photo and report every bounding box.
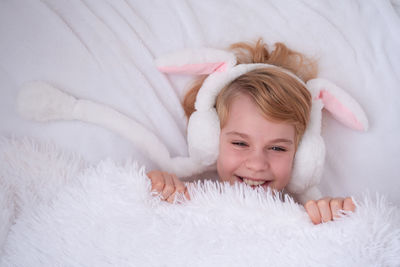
[269,138,293,144]
[226,131,249,138]
[226,131,293,144]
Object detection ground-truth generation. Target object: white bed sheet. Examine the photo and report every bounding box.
[0,0,400,205]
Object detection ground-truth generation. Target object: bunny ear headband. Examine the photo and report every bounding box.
[17,47,368,203]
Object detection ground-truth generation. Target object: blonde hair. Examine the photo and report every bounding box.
[183,39,317,147]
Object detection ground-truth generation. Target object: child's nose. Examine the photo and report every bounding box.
[245,151,269,171]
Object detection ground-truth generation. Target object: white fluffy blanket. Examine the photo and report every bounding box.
[1,138,399,267]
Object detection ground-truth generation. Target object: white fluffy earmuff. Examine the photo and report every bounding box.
[17,48,368,203]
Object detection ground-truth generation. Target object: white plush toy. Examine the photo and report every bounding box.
[17,48,368,204]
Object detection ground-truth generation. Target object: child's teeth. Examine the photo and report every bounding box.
[243,178,266,186]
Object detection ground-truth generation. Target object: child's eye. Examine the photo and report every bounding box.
[270,146,286,152]
[232,141,248,147]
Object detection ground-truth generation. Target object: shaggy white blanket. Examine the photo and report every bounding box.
[0,137,399,267]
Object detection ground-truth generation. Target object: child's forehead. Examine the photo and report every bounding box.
[224,95,294,133]
[229,93,257,110]
[227,93,272,122]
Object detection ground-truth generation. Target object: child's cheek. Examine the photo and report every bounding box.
[271,153,295,188]
[217,144,242,180]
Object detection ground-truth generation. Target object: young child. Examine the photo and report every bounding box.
[148,39,355,225]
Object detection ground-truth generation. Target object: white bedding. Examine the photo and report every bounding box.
[1,0,400,201]
[0,138,399,266]
[1,0,400,205]
[1,0,400,265]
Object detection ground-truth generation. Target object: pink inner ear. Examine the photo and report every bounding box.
[318,90,365,131]
[157,62,227,75]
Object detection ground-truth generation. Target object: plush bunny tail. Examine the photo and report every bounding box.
[17,82,204,177]
[67,99,203,176]
[17,81,77,121]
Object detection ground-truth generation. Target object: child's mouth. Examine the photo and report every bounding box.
[236,176,270,187]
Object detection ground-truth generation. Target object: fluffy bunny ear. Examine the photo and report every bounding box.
[155,48,237,75]
[306,78,369,131]
[288,78,369,203]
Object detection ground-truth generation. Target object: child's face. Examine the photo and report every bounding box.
[216,93,296,190]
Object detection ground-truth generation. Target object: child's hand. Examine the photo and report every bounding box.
[304,197,356,225]
[147,170,190,203]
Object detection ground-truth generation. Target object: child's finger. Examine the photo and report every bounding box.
[304,200,322,225]
[172,174,186,195]
[343,197,356,212]
[166,176,190,203]
[166,189,190,203]
[173,175,191,201]
[317,198,332,223]
[166,175,179,204]
[330,198,344,219]
[166,192,176,203]
[184,187,191,200]
[147,171,164,194]
[161,173,175,200]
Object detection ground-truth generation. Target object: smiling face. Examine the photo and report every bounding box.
[216,93,296,190]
